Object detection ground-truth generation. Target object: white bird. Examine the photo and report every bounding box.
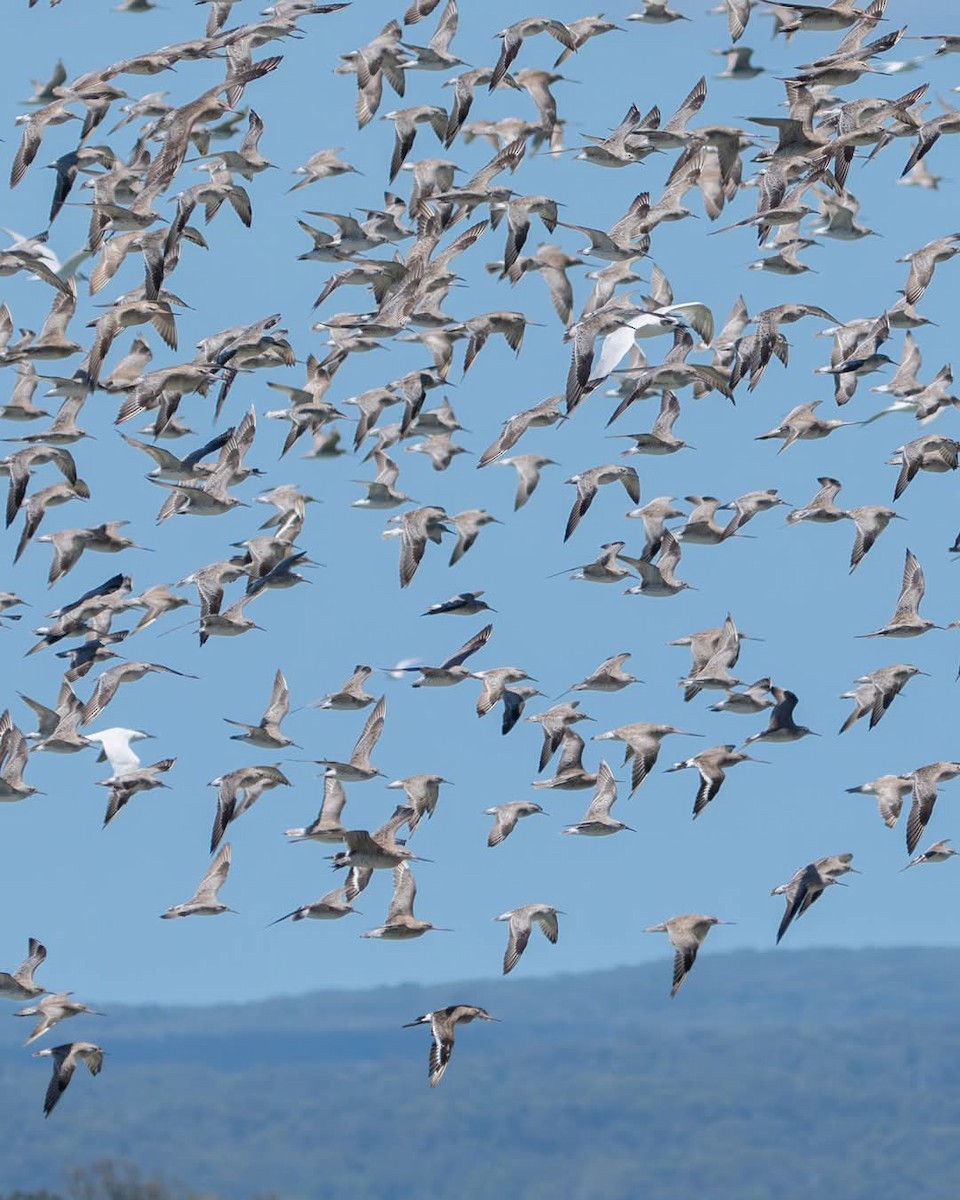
[589,311,687,384]
[84,727,153,777]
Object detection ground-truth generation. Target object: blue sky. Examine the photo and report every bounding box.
[1,0,959,1006]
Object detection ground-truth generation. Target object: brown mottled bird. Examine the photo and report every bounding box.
[403,1005,499,1087]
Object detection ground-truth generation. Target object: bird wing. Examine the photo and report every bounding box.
[45,530,86,587]
[619,466,641,504]
[501,689,526,735]
[80,666,126,726]
[769,689,799,730]
[15,937,46,986]
[670,939,699,997]
[625,738,661,795]
[534,908,559,944]
[657,529,683,578]
[43,1047,75,1117]
[399,515,429,588]
[692,763,724,818]
[351,695,386,766]
[342,829,381,856]
[503,912,530,975]
[262,669,291,726]
[893,443,921,501]
[892,548,925,619]
[487,808,514,847]
[194,842,232,904]
[876,780,907,829]
[385,861,417,921]
[563,473,597,542]
[344,865,373,902]
[342,665,373,697]
[428,1021,454,1087]
[80,1044,104,1076]
[725,0,751,41]
[584,759,617,818]
[591,324,639,384]
[474,673,501,717]
[906,774,938,856]
[430,0,459,53]
[650,390,681,439]
[849,512,877,572]
[319,775,348,823]
[209,775,240,854]
[389,114,418,184]
[555,729,586,775]
[441,623,492,669]
[776,866,816,944]
[102,785,129,829]
[868,677,906,729]
[537,722,565,773]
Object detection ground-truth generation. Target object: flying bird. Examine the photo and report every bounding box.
[161,843,234,919]
[494,903,560,974]
[772,856,857,945]
[484,801,546,846]
[34,1042,104,1118]
[402,1004,499,1087]
[0,937,47,1001]
[312,696,387,782]
[644,914,733,996]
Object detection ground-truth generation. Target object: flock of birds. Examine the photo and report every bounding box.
[2,0,960,1107]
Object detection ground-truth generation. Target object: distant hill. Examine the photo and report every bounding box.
[2,947,959,1200]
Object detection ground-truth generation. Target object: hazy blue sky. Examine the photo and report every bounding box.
[1,0,959,1008]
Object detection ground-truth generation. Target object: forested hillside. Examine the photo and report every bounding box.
[2,948,958,1199]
